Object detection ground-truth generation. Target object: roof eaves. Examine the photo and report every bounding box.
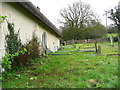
[17,2,61,37]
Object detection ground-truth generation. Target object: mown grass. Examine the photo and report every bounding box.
[107,33,118,37]
[2,42,119,88]
[103,33,118,38]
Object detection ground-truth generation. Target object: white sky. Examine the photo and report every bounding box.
[30,0,120,28]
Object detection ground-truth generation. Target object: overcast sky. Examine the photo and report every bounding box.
[30,0,119,28]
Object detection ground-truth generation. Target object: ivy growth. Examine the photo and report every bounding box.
[0,16,7,24]
[1,48,27,71]
[5,22,22,67]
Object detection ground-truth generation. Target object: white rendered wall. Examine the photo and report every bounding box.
[0,2,60,59]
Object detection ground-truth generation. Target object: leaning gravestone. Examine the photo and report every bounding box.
[110,36,114,46]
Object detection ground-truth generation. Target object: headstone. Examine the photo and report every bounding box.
[46,49,51,54]
[72,39,76,48]
[118,37,120,42]
[84,40,87,44]
[110,36,114,46]
[94,42,98,53]
[72,39,75,44]
[63,41,66,46]
[97,45,101,54]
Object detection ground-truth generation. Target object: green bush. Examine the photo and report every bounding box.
[26,31,41,59]
[2,48,27,71]
[13,31,41,66]
[5,22,22,55]
[0,16,7,24]
[5,22,22,67]
[4,22,41,68]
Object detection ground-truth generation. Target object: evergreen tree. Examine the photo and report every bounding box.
[5,22,21,55]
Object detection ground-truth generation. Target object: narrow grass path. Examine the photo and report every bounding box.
[2,42,118,88]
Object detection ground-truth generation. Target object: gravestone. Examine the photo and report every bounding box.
[72,39,76,48]
[72,39,75,44]
[110,36,114,46]
[118,37,120,42]
[94,42,98,53]
[97,45,101,54]
[63,41,66,46]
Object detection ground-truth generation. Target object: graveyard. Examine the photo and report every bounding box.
[1,0,119,89]
[2,42,119,88]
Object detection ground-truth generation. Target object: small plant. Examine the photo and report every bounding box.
[0,16,7,24]
[2,48,27,71]
[1,54,12,70]
[13,31,41,66]
[23,31,41,59]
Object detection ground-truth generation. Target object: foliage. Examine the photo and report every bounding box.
[5,22,22,55]
[0,16,7,24]
[106,33,118,37]
[108,24,118,33]
[59,1,107,40]
[26,31,40,59]
[109,6,120,36]
[5,22,41,67]
[5,22,22,66]
[59,1,94,28]
[62,22,107,40]
[109,6,120,27]
[2,42,118,88]
[13,31,41,66]
[1,48,27,71]
[81,23,107,39]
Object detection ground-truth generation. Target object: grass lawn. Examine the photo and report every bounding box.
[107,33,118,37]
[2,42,119,88]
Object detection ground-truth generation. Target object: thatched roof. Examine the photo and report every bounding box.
[16,2,61,37]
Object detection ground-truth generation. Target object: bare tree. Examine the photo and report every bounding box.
[59,1,94,28]
[59,1,107,41]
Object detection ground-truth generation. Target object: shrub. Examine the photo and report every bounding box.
[0,16,7,24]
[4,22,41,67]
[1,49,27,81]
[5,22,22,55]
[26,31,41,59]
[2,48,27,71]
[5,22,22,66]
[13,31,41,66]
